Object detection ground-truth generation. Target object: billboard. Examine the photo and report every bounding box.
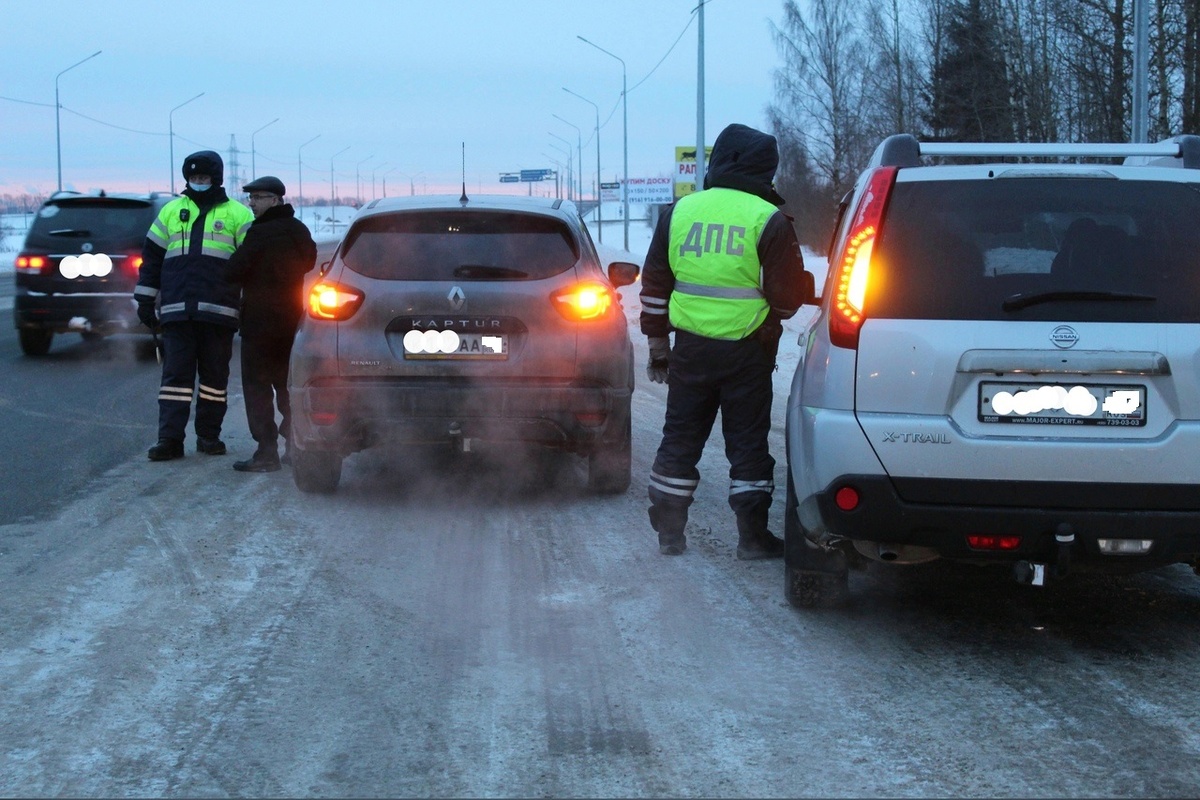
[674,145,714,199]
[622,176,674,205]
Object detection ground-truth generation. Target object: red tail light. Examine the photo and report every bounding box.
[308,281,365,321]
[828,166,897,349]
[551,281,615,321]
[966,535,1022,551]
[15,253,50,274]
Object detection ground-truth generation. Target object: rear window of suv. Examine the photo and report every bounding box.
[26,200,157,247]
[868,177,1200,323]
[340,210,580,281]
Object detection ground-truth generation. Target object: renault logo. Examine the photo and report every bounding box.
[1050,325,1079,349]
[448,286,466,310]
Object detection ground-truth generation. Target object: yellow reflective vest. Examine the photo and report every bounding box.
[667,187,776,340]
[137,195,254,327]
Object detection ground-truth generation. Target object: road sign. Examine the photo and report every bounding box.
[520,169,553,182]
[499,175,519,183]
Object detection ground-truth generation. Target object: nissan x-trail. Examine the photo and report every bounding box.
[785,134,1200,607]
[288,194,640,494]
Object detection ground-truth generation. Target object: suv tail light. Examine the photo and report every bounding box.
[15,253,50,275]
[308,281,365,321]
[828,166,897,349]
[123,253,144,277]
[551,281,615,321]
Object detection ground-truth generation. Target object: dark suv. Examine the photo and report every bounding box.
[14,190,172,356]
[288,194,640,494]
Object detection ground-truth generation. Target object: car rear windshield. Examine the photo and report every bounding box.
[340,210,580,281]
[26,200,156,247]
[868,177,1200,322]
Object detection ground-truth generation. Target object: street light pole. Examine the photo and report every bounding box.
[696,0,707,190]
[251,117,279,180]
[578,36,629,250]
[297,134,321,228]
[552,113,584,206]
[330,145,351,235]
[169,92,205,195]
[371,161,389,201]
[398,171,425,196]
[381,167,398,198]
[564,87,602,244]
[549,133,574,200]
[355,154,375,205]
[55,50,102,192]
[542,155,565,200]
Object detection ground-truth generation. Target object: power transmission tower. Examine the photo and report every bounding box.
[227,134,244,193]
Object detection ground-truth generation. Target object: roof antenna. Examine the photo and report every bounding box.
[459,141,469,204]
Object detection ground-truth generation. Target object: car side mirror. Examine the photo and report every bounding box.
[607,261,640,288]
[800,269,819,305]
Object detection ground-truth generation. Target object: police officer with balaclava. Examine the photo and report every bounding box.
[639,123,811,559]
[135,150,254,461]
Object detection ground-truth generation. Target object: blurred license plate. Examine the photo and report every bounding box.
[404,331,508,360]
[979,382,1145,426]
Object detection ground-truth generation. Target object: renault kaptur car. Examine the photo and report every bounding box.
[14,190,172,356]
[784,134,1200,607]
[288,194,640,494]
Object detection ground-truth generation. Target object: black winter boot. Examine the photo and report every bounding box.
[649,503,687,556]
[233,445,281,473]
[148,438,184,461]
[736,506,784,560]
[196,437,226,455]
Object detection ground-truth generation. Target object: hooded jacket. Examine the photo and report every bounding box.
[226,203,318,338]
[135,151,254,328]
[639,124,806,340]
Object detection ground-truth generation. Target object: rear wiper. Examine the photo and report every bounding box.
[452,264,530,279]
[1003,290,1156,312]
[48,228,92,237]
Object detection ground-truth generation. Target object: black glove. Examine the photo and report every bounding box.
[136,302,158,330]
[646,336,670,384]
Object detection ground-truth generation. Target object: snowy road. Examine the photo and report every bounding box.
[2,232,1200,797]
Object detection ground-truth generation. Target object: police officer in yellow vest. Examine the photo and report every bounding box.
[640,123,810,558]
[135,150,254,461]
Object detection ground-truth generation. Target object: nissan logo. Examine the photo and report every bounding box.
[1050,325,1079,349]
[448,286,466,310]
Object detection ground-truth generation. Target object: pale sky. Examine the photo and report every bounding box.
[1,0,788,201]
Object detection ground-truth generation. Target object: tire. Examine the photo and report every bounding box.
[782,468,849,609]
[587,414,632,494]
[291,447,343,493]
[18,328,53,357]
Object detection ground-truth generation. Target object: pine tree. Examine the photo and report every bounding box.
[926,0,1016,140]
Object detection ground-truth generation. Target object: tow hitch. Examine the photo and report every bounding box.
[1014,523,1075,586]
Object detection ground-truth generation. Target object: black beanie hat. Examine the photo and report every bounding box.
[181,150,225,187]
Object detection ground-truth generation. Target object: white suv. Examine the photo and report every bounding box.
[784,134,1200,607]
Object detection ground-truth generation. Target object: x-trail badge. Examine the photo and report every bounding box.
[448,286,466,310]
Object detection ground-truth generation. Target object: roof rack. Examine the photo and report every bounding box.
[870,134,1200,169]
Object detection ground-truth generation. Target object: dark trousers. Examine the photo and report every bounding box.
[158,321,235,442]
[648,329,777,539]
[240,332,296,450]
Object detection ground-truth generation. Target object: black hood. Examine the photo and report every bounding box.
[702,123,785,206]
[181,149,225,187]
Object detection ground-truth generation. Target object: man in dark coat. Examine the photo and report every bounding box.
[227,176,318,472]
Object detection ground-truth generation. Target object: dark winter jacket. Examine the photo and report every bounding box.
[136,187,255,329]
[639,123,806,341]
[226,203,318,338]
